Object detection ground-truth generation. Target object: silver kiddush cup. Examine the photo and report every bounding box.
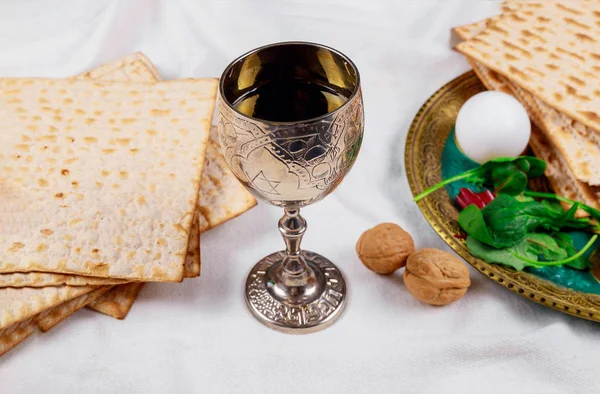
[217,42,364,333]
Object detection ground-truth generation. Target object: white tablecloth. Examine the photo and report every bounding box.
[1,1,599,393]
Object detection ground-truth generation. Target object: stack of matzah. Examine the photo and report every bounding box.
[0,53,256,356]
[453,0,600,216]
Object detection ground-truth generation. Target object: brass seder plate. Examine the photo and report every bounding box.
[405,71,600,323]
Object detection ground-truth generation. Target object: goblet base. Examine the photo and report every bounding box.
[245,250,347,334]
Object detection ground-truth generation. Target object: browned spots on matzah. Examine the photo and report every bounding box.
[556,3,583,15]
[580,162,592,178]
[8,243,24,253]
[152,266,167,278]
[575,33,596,43]
[579,111,600,123]
[134,265,145,277]
[489,25,509,35]
[502,40,531,58]
[38,178,48,187]
[568,76,586,87]
[151,109,170,116]
[40,229,53,236]
[537,15,550,23]
[556,47,585,62]
[548,52,560,61]
[564,17,590,30]
[508,66,529,81]
[521,29,546,43]
[208,175,223,188]
[505,53,518,61]
[562,84,592,102]
[554,92,564,102]
[509,13,526,22]
[88,262,109,276]
[35,244,47,252]
[172,223,186,234]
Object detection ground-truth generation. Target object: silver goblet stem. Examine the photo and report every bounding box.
[271,209,320,305]
[279,208,307,278]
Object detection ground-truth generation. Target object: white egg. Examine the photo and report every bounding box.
[455,91,531,164]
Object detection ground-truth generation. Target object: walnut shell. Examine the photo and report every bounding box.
[404,248,470,306]
[356,223,415,274]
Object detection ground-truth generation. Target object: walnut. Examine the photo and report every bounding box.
[356,223,415,274]
[403,248,471,306]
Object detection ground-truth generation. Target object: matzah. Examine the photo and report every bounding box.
[87,283,144,320]
[0,272,126,288]
[36,286,111,332]
[456,1,600,183]
[0,54,201,289]
[0,318,35,357]
[0,285,96,329]
[0,78,217,281]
